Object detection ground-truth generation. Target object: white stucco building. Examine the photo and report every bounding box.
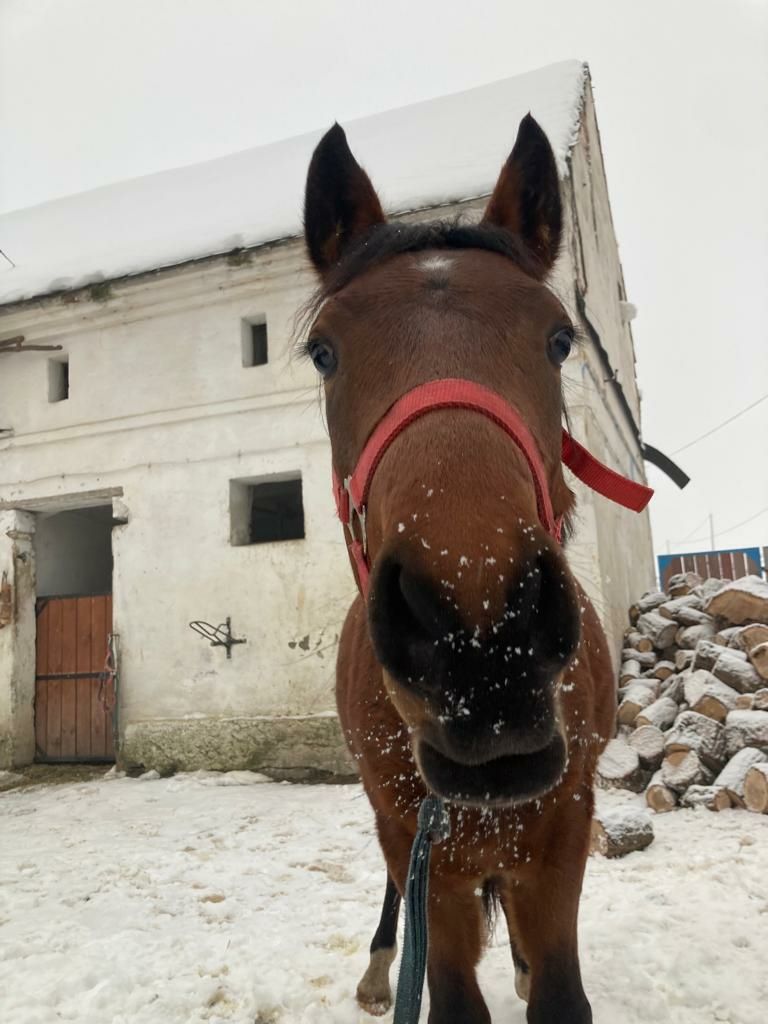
[0,61,655,775]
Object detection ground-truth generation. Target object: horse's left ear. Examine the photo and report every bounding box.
[481,114,562,273]
[304,123,386,277]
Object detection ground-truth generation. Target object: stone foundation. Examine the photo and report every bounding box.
[120,714,355,780]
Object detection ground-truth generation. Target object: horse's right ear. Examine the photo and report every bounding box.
[304,124,386,277]
[481,114,562,273]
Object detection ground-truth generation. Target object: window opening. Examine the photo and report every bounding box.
[241,319,268,367]
[230,475,304,545]
[48,358,69,402]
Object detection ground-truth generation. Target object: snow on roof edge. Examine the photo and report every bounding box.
[0,60,588,308]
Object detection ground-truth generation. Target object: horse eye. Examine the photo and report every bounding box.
[548,328,573,367]
[308,339,337,377]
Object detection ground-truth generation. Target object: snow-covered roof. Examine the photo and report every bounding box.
[0,60,586,306]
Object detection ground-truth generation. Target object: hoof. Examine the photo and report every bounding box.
[514,963,531,1003]
[356,991,392,1017]
[356,946,397,1016]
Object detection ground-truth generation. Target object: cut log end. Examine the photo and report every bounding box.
[713,747,766,807]
[681,784,722,810]
[634,696,678,731]
[645,770,677,813]
[712,789,733,812]
[617,685,656,727]
[749,642,768,681]
[743,763,768,814]
[691,695,731,723]
[652,660,676,681]
[664,711,726,772]
[590,809,655,858]
[661,749,713,792]
[629,725,665,770]
[596,740,649,793]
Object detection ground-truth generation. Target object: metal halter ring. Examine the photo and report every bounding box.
[342,476,368,555]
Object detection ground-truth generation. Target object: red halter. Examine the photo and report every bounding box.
[332,378,653,594]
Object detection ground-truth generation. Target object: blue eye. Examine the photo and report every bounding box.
[548,328,573,366]
[308,339,337,377]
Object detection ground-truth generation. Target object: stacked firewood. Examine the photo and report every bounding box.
[597,572,768,814]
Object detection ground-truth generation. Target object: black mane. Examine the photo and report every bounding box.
[311,218,545,304]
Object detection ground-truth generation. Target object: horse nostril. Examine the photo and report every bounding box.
[369,558,459,685]
[523,550,580,668]
[397,566,445,640]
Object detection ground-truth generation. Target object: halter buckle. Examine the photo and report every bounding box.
[342,476,368,555]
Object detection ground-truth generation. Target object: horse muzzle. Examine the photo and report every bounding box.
[415,728,567,807]
[370,548,576,806]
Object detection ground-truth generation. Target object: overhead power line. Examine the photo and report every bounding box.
[673,512,710,544]
[671,392,768,456]
[673,503,768,547]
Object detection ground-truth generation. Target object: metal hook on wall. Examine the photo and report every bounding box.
[189,616,247,659]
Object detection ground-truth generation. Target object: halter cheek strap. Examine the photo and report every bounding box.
[332,377,653,593]
[560,431,652,513]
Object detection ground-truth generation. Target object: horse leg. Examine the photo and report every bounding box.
[501,812,593,1024]
[425,878,492,1024]
[356,871,401,1015]
[511,938,532,1002]
[499,897,531,1005]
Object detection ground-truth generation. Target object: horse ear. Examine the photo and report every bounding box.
[304,123,386,276]
[481,114,562,272]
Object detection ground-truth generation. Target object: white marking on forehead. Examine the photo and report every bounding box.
[419,255,454,273]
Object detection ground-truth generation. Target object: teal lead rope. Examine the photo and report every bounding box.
[393,795,451,1024]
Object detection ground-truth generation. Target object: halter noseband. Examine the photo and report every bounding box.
[332,377,653,594]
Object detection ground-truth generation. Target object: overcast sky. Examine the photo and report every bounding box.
[1,0,767,566]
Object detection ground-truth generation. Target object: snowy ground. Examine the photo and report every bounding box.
[1,772,766,1024]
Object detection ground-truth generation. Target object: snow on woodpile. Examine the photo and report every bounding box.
[704,575,768,625]
[0,60,586,305]
[590,806,654,858]
[599,571,768,815]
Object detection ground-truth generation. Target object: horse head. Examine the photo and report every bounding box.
[302,116,584,806]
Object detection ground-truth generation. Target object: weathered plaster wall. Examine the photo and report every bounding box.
[0,510,36,768]
[563,84,656,651]
[0,245,358,772]
[0,103,654,770]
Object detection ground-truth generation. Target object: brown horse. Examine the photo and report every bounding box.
[301,116,620,1023]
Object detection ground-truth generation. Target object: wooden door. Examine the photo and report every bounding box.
[35,595,115,763]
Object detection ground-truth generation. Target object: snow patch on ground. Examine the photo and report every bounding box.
[0,774,766,1023]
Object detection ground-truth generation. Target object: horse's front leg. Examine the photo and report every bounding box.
[356,871,401,1015]
[425,876,491,1024]
[502,802,593,1024]
[375,811,491,1024]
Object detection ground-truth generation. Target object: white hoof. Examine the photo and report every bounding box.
[515,963,531,1003]
[356,946,397,1016]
